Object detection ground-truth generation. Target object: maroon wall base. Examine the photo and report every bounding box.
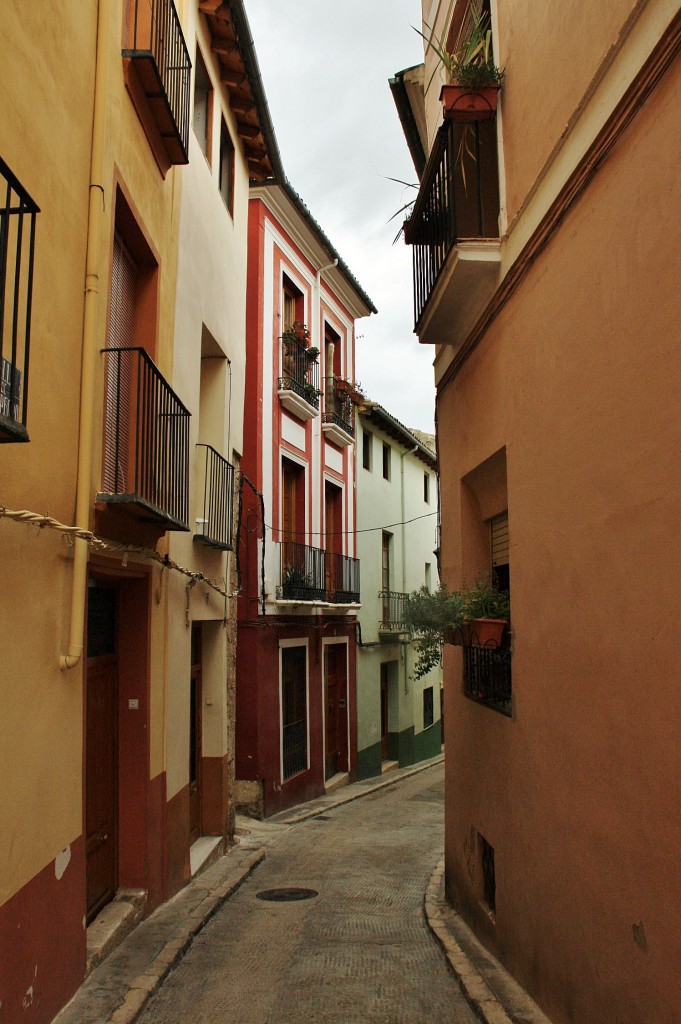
[166,785,190,898]
[0,836,86,1024]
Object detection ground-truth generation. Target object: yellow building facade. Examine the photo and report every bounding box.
[0,2,275,1020]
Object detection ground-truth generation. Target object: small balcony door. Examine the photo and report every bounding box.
[381,532,391,623]
[103,234,136,493]
[325,481,342,596]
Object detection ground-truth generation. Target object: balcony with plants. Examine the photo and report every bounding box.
[405,10,503,347]
[277,322,321,421]
[277,540,360,606]
[122,0,192,170]
[194,443,234,550]
[322,376,355,447]
[0,157,39,443]
[97,346,190,531]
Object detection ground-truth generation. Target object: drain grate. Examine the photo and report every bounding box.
[256,887,318,902]
[235,827,251,836]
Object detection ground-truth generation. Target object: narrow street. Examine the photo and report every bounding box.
[136,763,476,1024]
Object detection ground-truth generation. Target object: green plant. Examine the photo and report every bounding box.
[305,346,319,360]
[281,321,310,347]
[283,565,313,589]
[415,10,505,91]
[404,585,466,680]
[301,381,321,404]
[404,577,510,680]
[462,575,510,620]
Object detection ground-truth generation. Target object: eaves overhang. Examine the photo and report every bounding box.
[358,402,437,469]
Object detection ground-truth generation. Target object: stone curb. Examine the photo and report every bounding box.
[273,753,445,825]
[424,857,514,1024]
[61,849,265,1024]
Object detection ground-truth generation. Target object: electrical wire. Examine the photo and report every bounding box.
[266,510,438,540]
[0,506,234,599]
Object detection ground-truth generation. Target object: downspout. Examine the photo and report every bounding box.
[313,258,337,542]
[400,445,418,693]
[60,0,111,670]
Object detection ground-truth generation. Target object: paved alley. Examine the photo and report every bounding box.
[136,763,476,1024]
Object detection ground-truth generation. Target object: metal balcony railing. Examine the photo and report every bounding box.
[323,377,355,437]
[279,541,327,602]
[326,551,360,604]
[463,642,512,716]
[278,338,320,409]
[378,590,409,631]
[195,444,234,550]
[123,0,192,164]
[99,347,190,530]
[278,541,360,604]
[404,118,500,330]
[0,158,39,443]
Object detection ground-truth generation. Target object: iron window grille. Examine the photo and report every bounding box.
[423,686,434,729]
[463,640,512,716]
[282,646,307,780]
[0,157,39,443]
[194,443,234,550]
[99,346,190,530]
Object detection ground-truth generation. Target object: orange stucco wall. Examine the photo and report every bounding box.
[439,50,681,1024]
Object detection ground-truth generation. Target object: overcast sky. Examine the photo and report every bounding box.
[245,0,434,433]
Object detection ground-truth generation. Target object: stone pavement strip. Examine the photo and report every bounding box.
[54,754,550,1024]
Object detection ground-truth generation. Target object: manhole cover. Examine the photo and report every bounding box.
[256,887,318,902]
[235,827,251,836]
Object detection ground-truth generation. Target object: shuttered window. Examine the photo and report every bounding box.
[490,511,509,568]
[103,234,136,493]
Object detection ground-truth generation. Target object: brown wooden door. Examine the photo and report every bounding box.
[86,584,118,923]
[189,624,202,845]
[103,234,136,494]
[324,644,348,781]
[381,532,391,624]
[380,663,389,760]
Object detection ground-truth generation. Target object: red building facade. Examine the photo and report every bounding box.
[236,184,375,817]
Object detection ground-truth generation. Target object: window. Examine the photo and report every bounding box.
[425,562,432,590]
[0,158,39,442]
[480,833,496,914]
[382,443,391,481]
[282,274,303,332]
[424,472,430,503]
[193,49,212,161]
[218,118,234,213]
[362,430,372,471]
[423,686,434,729]
[281,646,307,780]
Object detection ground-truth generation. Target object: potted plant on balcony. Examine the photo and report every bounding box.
[281,321,310,347]
[305,346,319,361]
[417,10,505,122]
[459,575,510,648]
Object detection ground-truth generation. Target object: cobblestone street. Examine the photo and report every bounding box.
[136,763,475,1023]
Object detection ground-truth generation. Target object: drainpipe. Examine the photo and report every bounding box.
[400,445,418,693]
[313,258,337,541]
[60,0,111,670]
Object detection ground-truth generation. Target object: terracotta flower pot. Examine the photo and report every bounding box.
[461,618,507,648]
[440,84,500,122]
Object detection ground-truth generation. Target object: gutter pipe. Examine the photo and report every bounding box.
[60,0,111,669]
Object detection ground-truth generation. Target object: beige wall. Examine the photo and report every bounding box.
[439,47,681,1024]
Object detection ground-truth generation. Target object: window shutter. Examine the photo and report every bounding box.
[491,511,509,567]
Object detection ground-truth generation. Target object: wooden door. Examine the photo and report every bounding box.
[325,482,341,596]
[381,532,391,624]
[189,624,202,845]
[86,584,118,923]
[324,645,347,781]
[103,234,136,494]
[380,663,389,761]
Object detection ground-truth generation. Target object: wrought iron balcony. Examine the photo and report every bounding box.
[404,117,501,342]
[0,158,39,443]
[194,444,234,550]
[378,590,410,632]
[279,541,327,602]
[326,551,360,604]
[123,0,192,166]
[278,338,320,420]
[322,377,355,447]
[98,347,190,530]
[277,541,360,604]
[463,642,512,716]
